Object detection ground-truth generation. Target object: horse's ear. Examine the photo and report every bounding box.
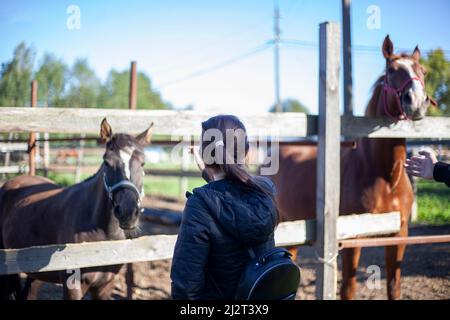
[412,45,421,61]
[100,118,112,143]
[136,122,154,145]
[382,35,394,59]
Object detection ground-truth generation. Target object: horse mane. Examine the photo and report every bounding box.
[83,168,103,183]
[365,75,385,117]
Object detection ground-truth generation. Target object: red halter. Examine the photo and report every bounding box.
[382,74,424,121]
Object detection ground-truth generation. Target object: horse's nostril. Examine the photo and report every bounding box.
[403,93,412,104]
[114,205,124,219]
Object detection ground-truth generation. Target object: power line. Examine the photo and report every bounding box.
[273,0,282,113]
[282,39,450,55]
[150,16,272,75]
[156,43,271,88]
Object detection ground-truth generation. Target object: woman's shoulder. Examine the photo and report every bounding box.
[184,182,223,211]
[253,176,276,194]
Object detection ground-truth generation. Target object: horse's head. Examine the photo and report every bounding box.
[99,118,153,233]
[381,35,435,120]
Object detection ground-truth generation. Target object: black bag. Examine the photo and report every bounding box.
[234,247,301,300]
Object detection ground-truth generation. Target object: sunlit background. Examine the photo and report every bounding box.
[1,0,449,115]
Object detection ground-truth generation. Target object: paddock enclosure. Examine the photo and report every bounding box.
[1,22,450,300]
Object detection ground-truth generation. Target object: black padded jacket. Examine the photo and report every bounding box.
[170,177,278,300]
[434,161,450,187]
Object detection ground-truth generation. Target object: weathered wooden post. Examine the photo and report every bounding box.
[74,134,85,183]
[28,80,38,176]
[129,61,137,110]
[126,61,138,299]
[43,132,50,176]
[342,0,353,116]
[179,144,189,199]
[315,22,341,300]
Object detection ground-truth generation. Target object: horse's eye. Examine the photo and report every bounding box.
[388,67,395,74]
[141,162,145,167]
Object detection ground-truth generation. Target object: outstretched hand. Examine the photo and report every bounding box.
[404,150,438,180]
[189,146,205,171]
[189,146,214,182]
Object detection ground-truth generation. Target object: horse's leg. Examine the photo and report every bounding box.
[20,277,41,300]
[89,279,116,300]
[0,274,21,300]
[385,224,408,300]
[340,247,361,300]
[63,283,89,300]
[0,235,21,300]
[62,274,89,300]
[286,246,298,262]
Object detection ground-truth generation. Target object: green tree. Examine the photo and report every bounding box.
[1,43,172,110]
[0,42,35,107]
[63,58,100,108]
[137,72,171,109]
[97,70,128,108]
[421,49,450,116]
[98,69,170,109]
[269,98,309,113]
[35,53,68,107]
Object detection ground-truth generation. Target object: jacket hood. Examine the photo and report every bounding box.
[191,178,277,247]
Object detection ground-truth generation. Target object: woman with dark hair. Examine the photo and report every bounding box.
[170,115,278,299]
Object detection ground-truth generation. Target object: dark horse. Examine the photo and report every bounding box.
[272,36,435,299]
[0,119,153,299]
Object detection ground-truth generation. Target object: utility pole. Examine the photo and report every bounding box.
[129,61,137,110]
[342,0,353,116]
[273,0,282,113]
[28,80,37,176]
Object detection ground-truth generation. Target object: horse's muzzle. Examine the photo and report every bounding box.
[114,205,139,229]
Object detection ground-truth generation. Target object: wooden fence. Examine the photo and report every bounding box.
[0,107,449,139]
[0,212,400,275]
[1,21,450,300]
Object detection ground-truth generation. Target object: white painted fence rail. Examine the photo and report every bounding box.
[0,165,29,174]
[0,107,450,138]
[0,107,310,138]
[0,142,28,152]
[0,212,400,275]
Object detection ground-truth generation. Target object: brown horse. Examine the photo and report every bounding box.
[272,36,435,299]
[0,119,153,300]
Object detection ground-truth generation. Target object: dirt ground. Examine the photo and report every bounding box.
[297,224,450,300]
[21,199,450,300]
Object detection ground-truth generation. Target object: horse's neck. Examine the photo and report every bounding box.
[74,165,123,240]
[362,138,406,176]
[365,81,384,117]
[359,82,407,181]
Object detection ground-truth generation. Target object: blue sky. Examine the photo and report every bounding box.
[0,0,449,115]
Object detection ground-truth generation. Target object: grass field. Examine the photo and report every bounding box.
[416,180,450,225]
[42,172,449,225]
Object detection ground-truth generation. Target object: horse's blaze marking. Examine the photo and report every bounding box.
[119,147,134,180]
[396,58,426,107]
